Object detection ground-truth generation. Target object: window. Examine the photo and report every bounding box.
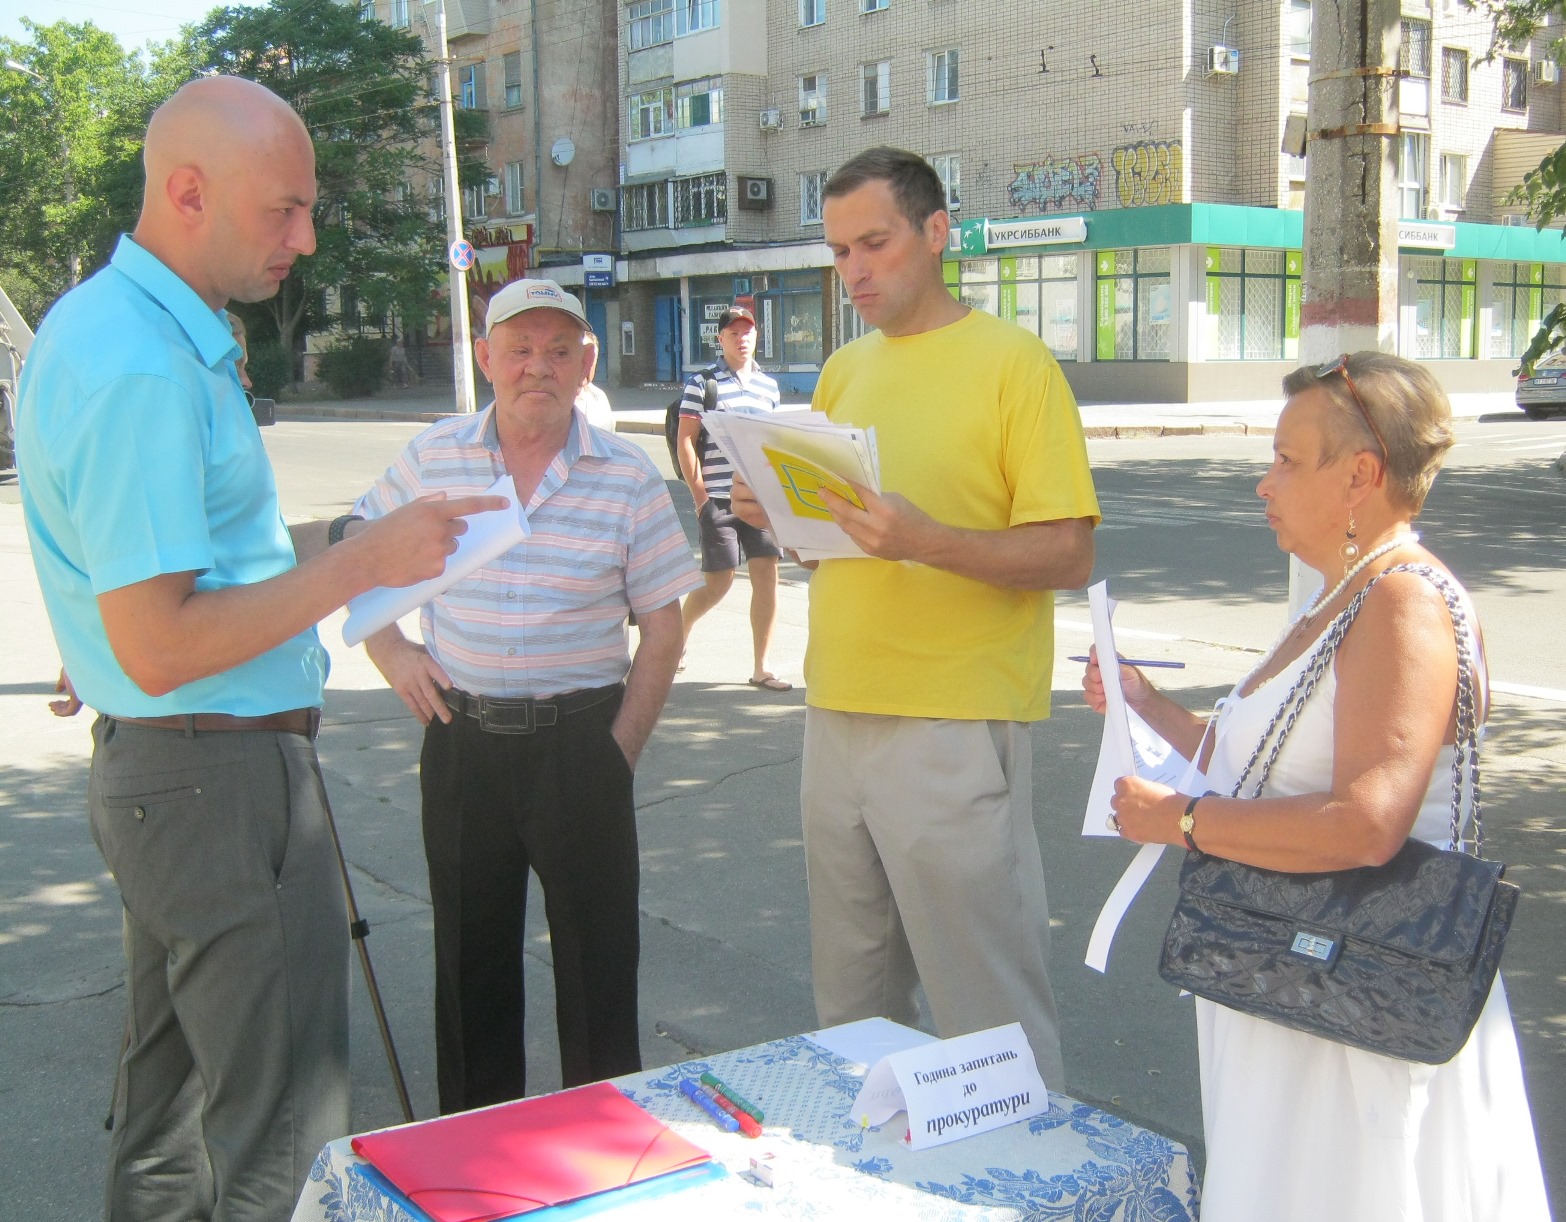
[799,73,827,125]
[390,0,408,27]
[463,181,487,221]
[623,181,671,230]
[929,152,960,210]
[1441,47,1468,103]
[861,0,887,10]
[1492,262,1541,358]
[504,160,524,214]
[1399,19,1431,78]
[676,77,723,128]
[1206,248,1296,361]
[1502,57,1528,110]
[502,52,523,108]
[360,0,377,21]
[629,87,674,140]
[800,0,824,27]
[1409,256,1472,359]
[862,60,890,116]
[1397,133,1428,218]
[1285,0,1311,58]
[801,171,827,224]
[1439,153,1466,211]
[1094,248,1172,361]
[459,62,487,109]
[628,0,675,49]
[953,254,1081,360]
[674,172,726,227]
[674,0,719,36]
[927,49,958,104]
[427,175,445,225]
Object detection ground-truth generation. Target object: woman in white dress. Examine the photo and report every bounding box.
[1084,353,1549,1221]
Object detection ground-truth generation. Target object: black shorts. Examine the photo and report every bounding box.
[697,497,782,572]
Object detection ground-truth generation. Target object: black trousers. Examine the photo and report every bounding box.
[419,691,641,1114]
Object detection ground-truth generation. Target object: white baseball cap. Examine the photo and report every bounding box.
[485,278,590,333]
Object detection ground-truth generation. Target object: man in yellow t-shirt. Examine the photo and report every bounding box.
[737,148,1098,1085]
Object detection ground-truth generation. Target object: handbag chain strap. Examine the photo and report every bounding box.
[1229,563,1483,856]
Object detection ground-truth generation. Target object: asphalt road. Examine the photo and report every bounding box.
[1,413,1562,1218]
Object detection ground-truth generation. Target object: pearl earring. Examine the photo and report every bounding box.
[1340,511,1359,568]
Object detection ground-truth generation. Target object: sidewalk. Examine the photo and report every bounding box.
[277,380,1517,438]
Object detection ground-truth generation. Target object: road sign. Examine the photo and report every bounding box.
[449,240,477,270]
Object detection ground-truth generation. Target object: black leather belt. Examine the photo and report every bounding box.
[109,708,321,740]
[441,684,621,735]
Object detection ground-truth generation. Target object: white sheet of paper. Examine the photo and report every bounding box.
[1082,581,1137,836]
[342,475,527,647]
[805,1018,936,1069]
[849,1023,1049,1151]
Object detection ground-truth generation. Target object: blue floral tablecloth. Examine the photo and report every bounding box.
[293,1034,1199,1221]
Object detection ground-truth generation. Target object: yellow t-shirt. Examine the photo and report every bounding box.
[806,309,1099,721]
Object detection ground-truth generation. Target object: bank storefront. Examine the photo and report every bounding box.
[948,203,1566,402]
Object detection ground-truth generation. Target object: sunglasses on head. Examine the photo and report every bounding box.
[1315,354,1388,482]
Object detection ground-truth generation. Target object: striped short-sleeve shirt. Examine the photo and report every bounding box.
[679,358,781,499]
[354,406,701,699]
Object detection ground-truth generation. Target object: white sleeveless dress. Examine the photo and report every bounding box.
[1194,609,1551,1222]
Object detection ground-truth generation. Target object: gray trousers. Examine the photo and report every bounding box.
[87,717,349,1222]
[801,708,1065,1087]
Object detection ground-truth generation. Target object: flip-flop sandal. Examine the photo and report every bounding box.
[747,676,792,692]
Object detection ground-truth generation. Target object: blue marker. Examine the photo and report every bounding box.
[679,1078,739,1132]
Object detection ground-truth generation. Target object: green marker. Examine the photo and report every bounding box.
[700,1072,764,1123]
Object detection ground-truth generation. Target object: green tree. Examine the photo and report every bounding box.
[180,0,446,380]
[0,20,161,325]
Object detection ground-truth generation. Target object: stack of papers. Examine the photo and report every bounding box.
[700,410,880,561]
[350,1080,716,1221]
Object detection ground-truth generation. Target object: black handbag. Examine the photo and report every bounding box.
[1158,564,1519,1065]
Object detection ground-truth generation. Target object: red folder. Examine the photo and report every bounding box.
[351,1081,713,1222]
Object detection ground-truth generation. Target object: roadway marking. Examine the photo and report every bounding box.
[1492,681,1566,703]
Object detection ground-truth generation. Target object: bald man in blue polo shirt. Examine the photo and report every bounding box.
[16,77,501,1220]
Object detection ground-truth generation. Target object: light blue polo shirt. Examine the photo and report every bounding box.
[16,235,328,717]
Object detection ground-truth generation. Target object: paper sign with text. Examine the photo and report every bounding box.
[849,1023,1048,1151]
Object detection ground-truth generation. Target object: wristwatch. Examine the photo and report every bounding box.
[1179,794,1203,853]
[327,514,364,546]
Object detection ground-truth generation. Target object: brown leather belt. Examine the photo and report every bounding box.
[109,708,321,740]
[442,684,621,735]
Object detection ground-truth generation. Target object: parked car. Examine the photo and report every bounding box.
[1515,353,1566,419]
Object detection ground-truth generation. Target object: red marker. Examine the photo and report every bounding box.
[700,1084,762,1138]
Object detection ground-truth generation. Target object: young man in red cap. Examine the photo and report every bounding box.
[675,304,792,690]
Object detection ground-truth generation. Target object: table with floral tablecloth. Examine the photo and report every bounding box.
[293,1033,1199,1222]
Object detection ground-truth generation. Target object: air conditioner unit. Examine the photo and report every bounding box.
[1423,204,1442,220]
[759,108,783,131]
[1205,45,1240,76]
[737,176,773,210]
[1534,59,1560,85]
[589,187,617,213]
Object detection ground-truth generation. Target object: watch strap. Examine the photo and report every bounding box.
[328,514,364,546]
[1181,793,1203,853]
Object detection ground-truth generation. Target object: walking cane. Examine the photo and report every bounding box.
[319,784,416,1124]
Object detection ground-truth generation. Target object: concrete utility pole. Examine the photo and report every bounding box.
[1291,0,1403,610]
[427,0,478,414]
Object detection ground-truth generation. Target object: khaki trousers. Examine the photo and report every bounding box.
[801,708,1065,1086]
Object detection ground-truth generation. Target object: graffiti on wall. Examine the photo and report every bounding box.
[1111,139,1183,207]
[1007,154,1103,214]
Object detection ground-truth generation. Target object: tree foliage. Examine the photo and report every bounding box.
[1,3,448,383]
[181,0,446,373]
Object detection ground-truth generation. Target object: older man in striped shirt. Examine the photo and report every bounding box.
[356,279,700,1114]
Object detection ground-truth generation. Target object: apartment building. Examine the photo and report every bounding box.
[356,0,621,367]
[609,0,1566,401]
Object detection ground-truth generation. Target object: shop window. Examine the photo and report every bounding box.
[757,271,825,367]
[1094,248,1171,361]
[1408,256,1474,359]
[957,253,1080,361]
[1206,248,1298,361]
[1490,262,1541,358]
